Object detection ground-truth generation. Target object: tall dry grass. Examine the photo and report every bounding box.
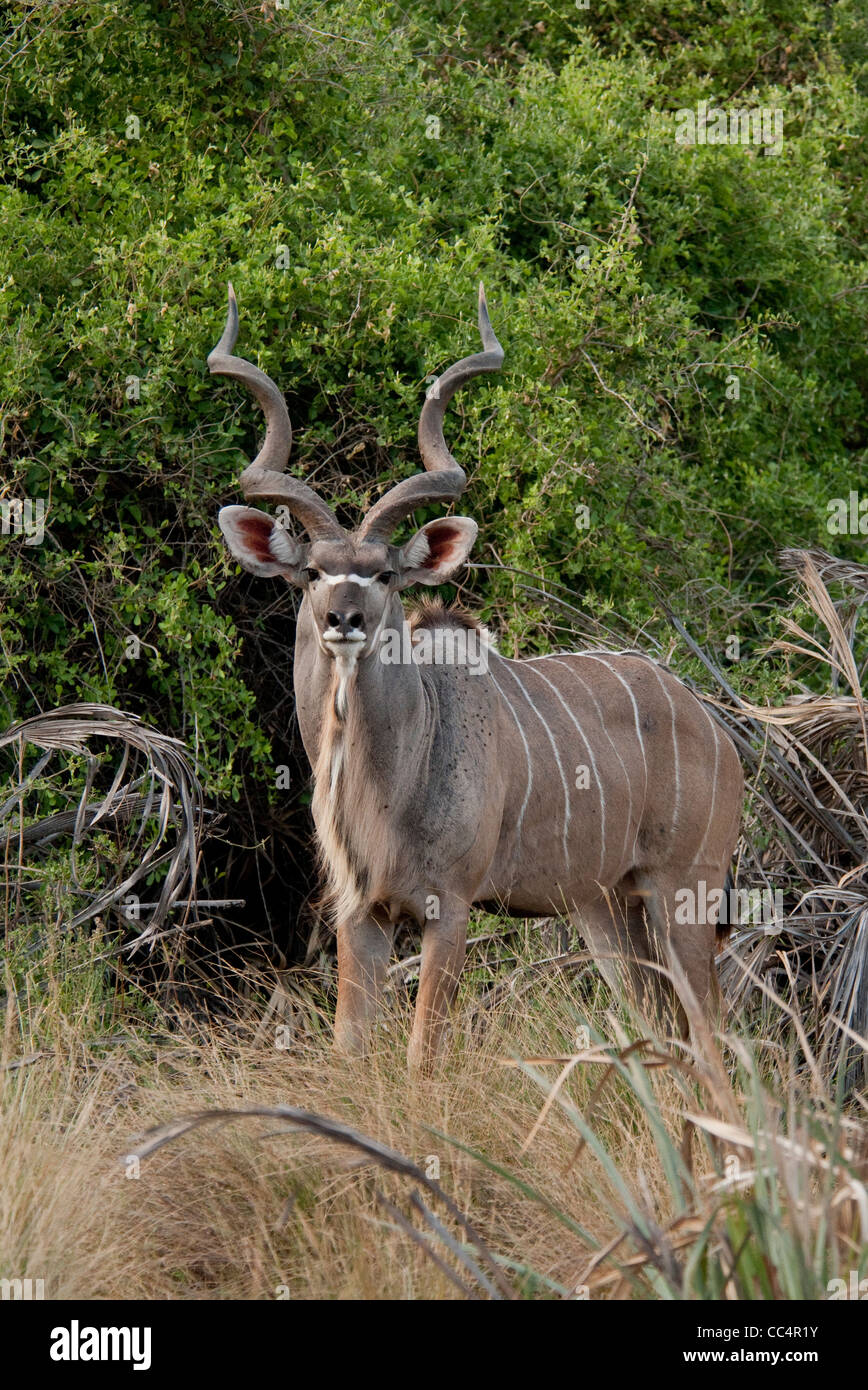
[2,937,865,1300]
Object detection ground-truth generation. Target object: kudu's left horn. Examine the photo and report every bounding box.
[208,284,345,541]
[358,283,504,542]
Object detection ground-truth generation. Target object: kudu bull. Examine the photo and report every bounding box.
[211,285,742,1070]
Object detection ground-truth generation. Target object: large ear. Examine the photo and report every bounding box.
[218,505,305,582]
[397,516,478,588]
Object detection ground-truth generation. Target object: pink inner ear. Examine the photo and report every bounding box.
[422,524,460,568]
[238,514,276,566]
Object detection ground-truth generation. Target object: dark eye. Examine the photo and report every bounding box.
[304,567,320,582]
[377,570,395,585]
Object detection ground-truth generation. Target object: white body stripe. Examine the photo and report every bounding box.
[487,667,533,845]
[550,658,634,869]
[496,658,572,865]
[582,654,649,856]
[694,707,721,866]
[524,662,606,880]
[647,662,681,841]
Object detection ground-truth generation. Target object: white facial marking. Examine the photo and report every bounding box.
[318,572,379,587]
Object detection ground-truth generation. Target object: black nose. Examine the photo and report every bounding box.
[327,609,365,637]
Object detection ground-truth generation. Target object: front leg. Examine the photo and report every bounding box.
[334,913,394,1055]
[408,896,469,1074]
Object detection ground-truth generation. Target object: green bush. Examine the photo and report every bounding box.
[1,0,865,806]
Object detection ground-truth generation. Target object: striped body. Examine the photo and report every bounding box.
[478,647,740,915]
[293,603,742,972]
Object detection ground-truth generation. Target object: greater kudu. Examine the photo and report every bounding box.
[211,285,743,1070]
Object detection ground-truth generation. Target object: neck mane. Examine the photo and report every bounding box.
[297,595,493,925]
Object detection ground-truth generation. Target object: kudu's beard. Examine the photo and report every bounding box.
[331,644,362,723]
[322,601,394,722]
[317,624,366,722]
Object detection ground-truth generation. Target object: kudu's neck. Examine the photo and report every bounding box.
[293,592,430,794]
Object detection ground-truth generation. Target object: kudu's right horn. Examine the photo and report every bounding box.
[358,283,504,542]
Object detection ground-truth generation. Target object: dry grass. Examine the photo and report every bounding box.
[676,550,868,1084]
[0,966,627,1300]
[1,942,865,1301]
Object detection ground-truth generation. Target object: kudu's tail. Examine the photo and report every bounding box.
[716,868,736,946]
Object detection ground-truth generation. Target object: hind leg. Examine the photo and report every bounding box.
[570,893,660,1011]
[631,866,728,1030]
[619,888,677,1020]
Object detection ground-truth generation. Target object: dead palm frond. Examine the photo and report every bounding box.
[672,550,868,1084]
[131,1103,516,1300]
[0,703,207,946]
